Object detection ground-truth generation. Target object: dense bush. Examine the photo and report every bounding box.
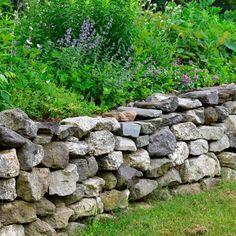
[0,0,235,118]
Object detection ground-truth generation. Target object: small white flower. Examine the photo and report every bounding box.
[29,26,33,31]
[37,44,42,49]
[26,38,32,45]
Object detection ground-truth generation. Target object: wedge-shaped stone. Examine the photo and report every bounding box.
[157,168,182,187]
[225,115,236,131]
[115,136,137,152]
[185,108,205,125]
[177,98,202,110]
[209,135,230,152]
[35,197,56,217]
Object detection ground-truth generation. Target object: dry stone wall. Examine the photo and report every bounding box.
[1,84,236,235]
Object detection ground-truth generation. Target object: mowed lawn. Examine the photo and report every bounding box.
[84,181,236,236]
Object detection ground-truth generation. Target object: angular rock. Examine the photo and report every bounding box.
[117,106,162,119]
[227,131,236,148]
[134,121,156,134]
[86,156,98,177]
[150,188,172,201]
[204,107,218,124]
[116,164,143,189]
[221,167,236,180]
[225,115,236,131]
[17,141,44,171]
[97,151,123,170]
[0,126,26,148]
[0,109,38,138]
[0,200,36,225]
[180,89,219,105]
[66,222,85,236]
[161,113,186,127]
[24,218,56,236]
[135,135,149,148]
[62,184,85,205]
[209,135,230,152]
[185,108,205,125]
[36,198,56,217]
[118,122,141,138]
[94,117,120,132]
[82,177,105,197]
[44,207,73,229]
[200,178,221,191]
[0,178,17,201]
[224,101,236,114]
[217,152,236,170]
[97,172,117,190]
[0,149,20,178]
[157,168,182,187]
[54,125,77,140]
[42,142,69,169]
[180,153,221,183]
[189,139,208,156]
[16,168,50,202]
[145,93,179,113]
[177,97,202,110]
[139,118,162,129]
[100,189,130,211]
[64,141,89,157]
[33,134,52,144]
[129,179,157,200]
[36,121,59,135]
[199,126,224,140]
[0,224,25,236]
[87,130,115,156]
[145,158,173,178]
[96,197,104,214]
[171,122,200,141]
[148,127,176,157]
[171,183,202,195]
[115,136,137,152]
[124,149,150,171]
[61,116,97,138]
[69,198,98,220]
[103,110,137,122]
[215,106,229,121]
[168,142,189,165]
[48,164,79,196]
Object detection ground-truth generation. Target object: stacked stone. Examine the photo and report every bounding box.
[0,83,236,235]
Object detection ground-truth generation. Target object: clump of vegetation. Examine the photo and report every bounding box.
[0,0,235,118]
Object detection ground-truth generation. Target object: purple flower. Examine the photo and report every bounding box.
[153,69,160,77]
[194,74,199,80]
[181,74,191,84]
[173,58,181,66]
[188,60,193,65]
[213,75,219,80]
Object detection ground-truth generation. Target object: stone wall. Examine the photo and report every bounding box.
[0,84,236,236]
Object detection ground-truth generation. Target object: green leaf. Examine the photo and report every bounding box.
[0,74,8,84]
[224,39,236,52]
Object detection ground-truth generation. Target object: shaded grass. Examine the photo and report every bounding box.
[84,181,236,236]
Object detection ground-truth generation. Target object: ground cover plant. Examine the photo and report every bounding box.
[0,0,235,118]
[84,181,236,236]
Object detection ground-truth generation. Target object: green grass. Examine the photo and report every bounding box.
[84,181,236,236]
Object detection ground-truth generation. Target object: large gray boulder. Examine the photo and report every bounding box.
[0,109,38,138]
[0,149,20,178]
[0,178,17,201]
[87,130,115,156]
[147,127,177,157]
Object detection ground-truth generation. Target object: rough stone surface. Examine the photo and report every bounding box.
[117,106,162,119]
[135,135,149,148]
[103,110,137,122]
[224,101,236,114]
[48,164,79,196]
[215,106,229,121]
[129,179,157,200]
[189,139,208,156]
[100,189,130,211]
[221,167,236,180]
[177,98,202,110]
[95,117,120,132]
[55,125,77,140]
[0,109,38,138]
[180,153,221,183]
[157,168,182,187]
[204,107,218,124]
[171,183,202,195]
[116,164,143,189]
[168,142,189,166]
[42,142,69,169]
[200,178,221,191]
[35,197,56,217]
[115,136,137,152]
[134,121,156,134]
[97,151,123,171]
[0,224,25,236]
[64,141,89,157]
[69,198,98,220]
[209,135,230,152]
[217,152,236,170]
[171,122,200,141]
[82,177,105,197]
[124,149,150,171]
[16,168,50,202]
[17,141,44,171]
[147,127,177,157]
[87,130,115,156]
[119,122,141,138]
[33,134,52,145]
[62,184,85,205]
[44,207,74,229]
[37,121,59,135]
[97,172,117,190]
[185,108,205,125]
[0,126,26,148]
[0,178,17,201]
[145,158,173,178]
[0,148,20,178]
[180,89,219,105]
[161,113,186,127]
[227,131,236,148]
[24,218,56,236]
[140,118,163,129]
[199,126,225,140]
[0,200,36,225]
[225,115,236,131]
